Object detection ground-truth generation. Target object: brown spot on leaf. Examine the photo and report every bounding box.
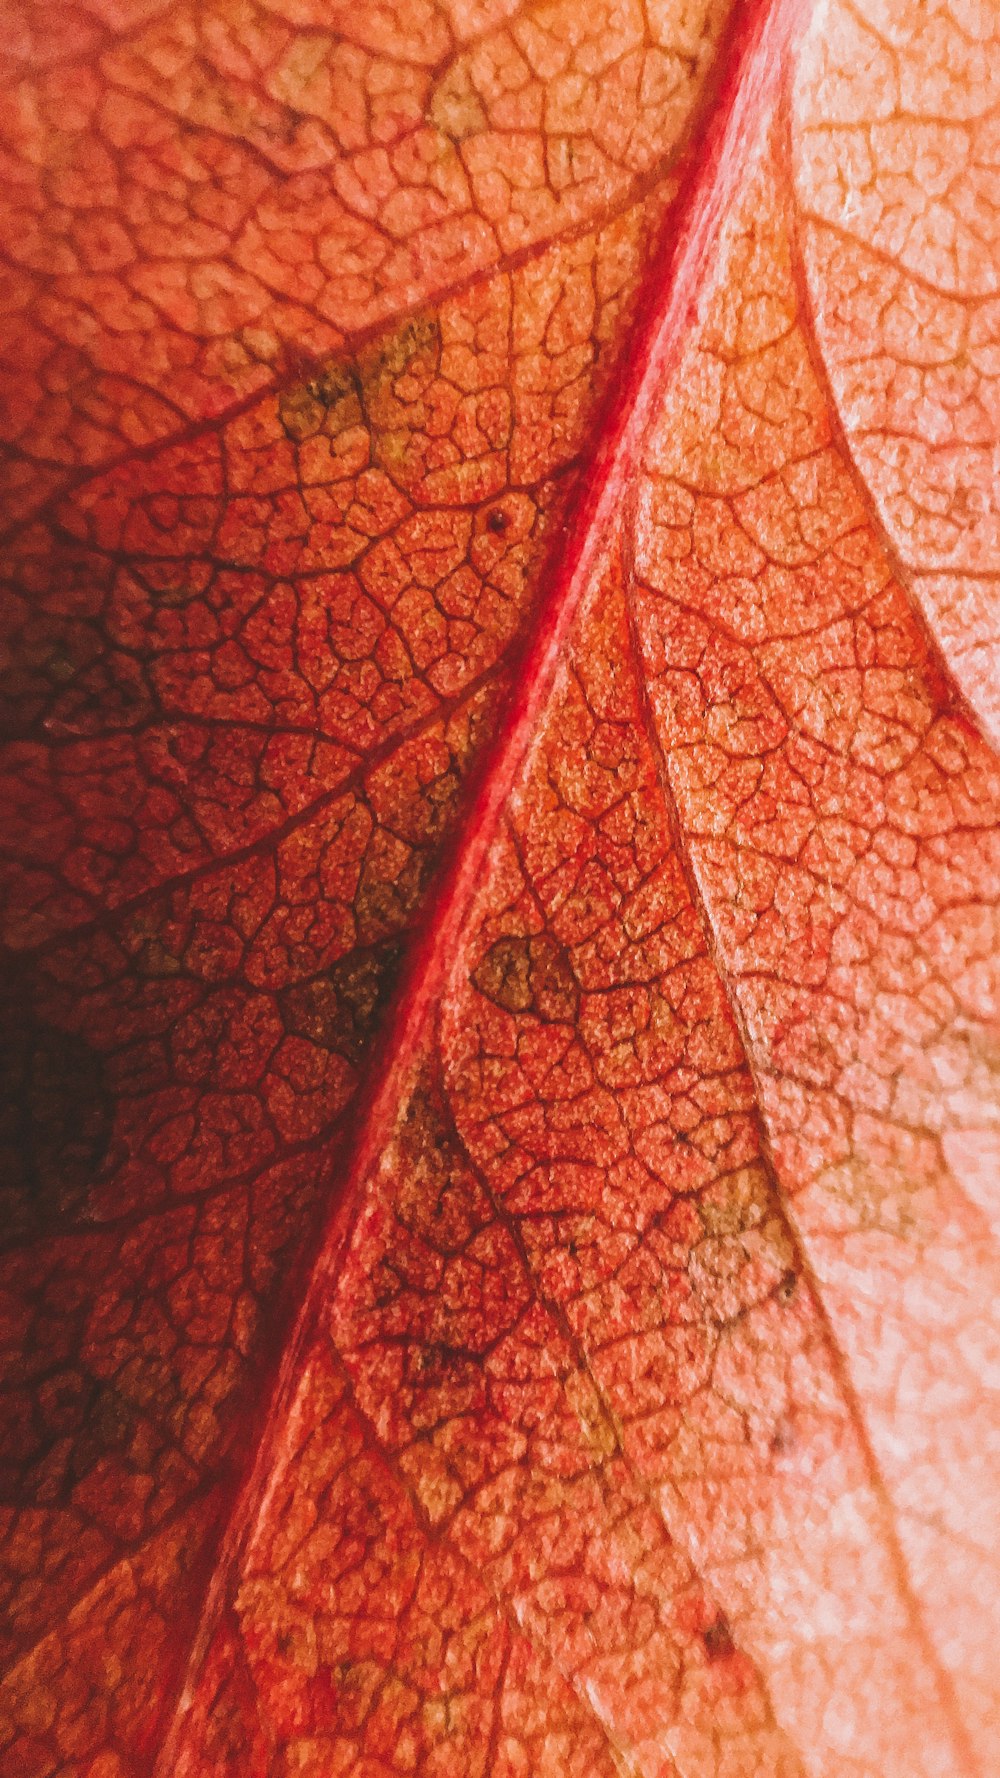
[279,941,404,1066]
[472,934,580,1022]
[703,1614,736,1663]
[278,359,363,442]
[359,314,441,402]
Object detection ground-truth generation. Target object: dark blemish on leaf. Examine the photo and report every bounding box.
[359,314,441,395]
[0,603,153,741]
[472,934,580,1022]
[777,1268,798,1301]
[1,1372,136,1506]
[69,1384,136,1484]
[487,508,509,534]
[278,383,326,442]
[770,1417,795,1456]
[0,995,112,1234]
[429,69,488,145]
[279,940,404,1066]
[355,851,433,946]
[703,1613,736,1663]
[309,362,360,409]
[279,358,362,441]
[413,1340,469,1382]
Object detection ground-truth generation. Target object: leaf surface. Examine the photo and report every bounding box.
[3,0,1000,1774]
[791,0,1000,743]
[0,0,737,1767]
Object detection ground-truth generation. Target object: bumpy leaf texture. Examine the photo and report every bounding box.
[1,0,999,1773]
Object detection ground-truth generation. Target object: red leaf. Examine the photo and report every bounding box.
[3,0,999,1774]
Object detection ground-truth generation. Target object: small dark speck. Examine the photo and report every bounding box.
[777,1268,797,1301]
[770,1417,795,1456]
[486,509,508,534]
[703,1614,736,1663]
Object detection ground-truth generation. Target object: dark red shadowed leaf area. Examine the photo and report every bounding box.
[2,0,999,1773]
